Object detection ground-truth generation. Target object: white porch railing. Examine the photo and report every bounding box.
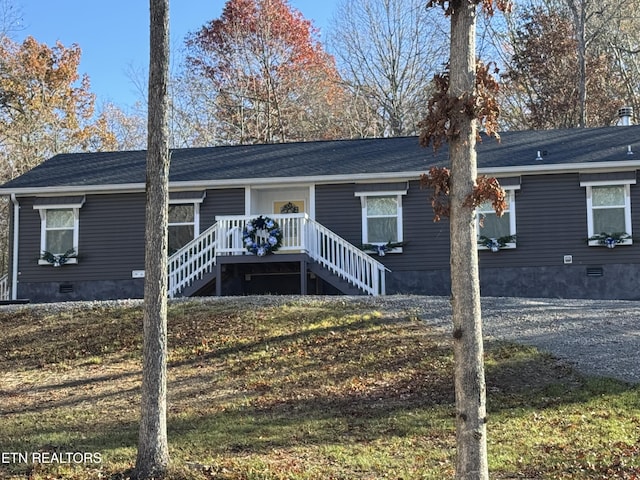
[215,213,309,255]
[167,213,387,298]
[305,218,386,296]
[0,274,9,301]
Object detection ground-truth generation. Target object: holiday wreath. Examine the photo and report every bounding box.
[40,248,76,267]
[242,216,283,256]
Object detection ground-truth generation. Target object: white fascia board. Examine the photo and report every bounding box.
[0,183,145,196]
[3,160,640,196]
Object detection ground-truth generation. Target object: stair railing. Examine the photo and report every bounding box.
[167,214,387,297]
[168,222,218,298]
[305,217,387,296]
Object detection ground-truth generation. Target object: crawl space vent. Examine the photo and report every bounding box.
[586,267,604,277]
[59,283,74,294]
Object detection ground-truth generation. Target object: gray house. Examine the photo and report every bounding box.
[2,121,640,302]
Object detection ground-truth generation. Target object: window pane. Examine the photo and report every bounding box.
[46,210,74,228]
[479,212,511,239]
[46,230,73,253]
[593,208,626,233]
[169,225,195,253]
[368,197,397,216]
[169,204,194,224]
[593,186,625,207]
[367,217,397,243]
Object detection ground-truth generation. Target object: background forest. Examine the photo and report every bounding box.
[1,0,640,276]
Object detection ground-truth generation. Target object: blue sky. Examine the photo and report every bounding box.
[16,1,336,110]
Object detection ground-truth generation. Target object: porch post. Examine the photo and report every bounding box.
[215,261,222,296]
[300,258,307,295]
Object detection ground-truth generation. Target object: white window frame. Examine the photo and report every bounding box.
[35,199,84,265]
[168,198,202,251]
[477,189,517,250]
[582,181,634,246]
[355,190,406,253]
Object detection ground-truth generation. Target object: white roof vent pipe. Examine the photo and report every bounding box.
[617,106,634,126]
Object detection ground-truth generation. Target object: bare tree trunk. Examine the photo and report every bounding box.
[568,0,588,127]
[449,0,488,478]
[134,0,170,478]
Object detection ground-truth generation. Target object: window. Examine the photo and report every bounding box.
[168,203,198,254]
[477,190,517,249]
[585,184,633,245]
[355,189,406,252]
[168,192,206,254]
[34,196,85,265]
[366,196,399,242]
[44,210,76,253]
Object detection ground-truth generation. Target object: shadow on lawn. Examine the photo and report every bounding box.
[3,344,638,479]
[3,301,639,479]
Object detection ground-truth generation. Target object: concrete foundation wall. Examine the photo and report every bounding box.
[18,263,640,303]
[19,279,144,303]
[388,264,640,300]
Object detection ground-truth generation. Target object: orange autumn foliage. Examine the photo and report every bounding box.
[0,36,116,180]
[186,0,350,144]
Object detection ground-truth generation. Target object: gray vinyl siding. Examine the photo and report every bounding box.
[316,173,640,276]
[315,183,361,246]
[391,180,450,271]
[16,188,246,286]
[315,181,450,271]
[479,172,640,268]
[17,193,147,283]
[200,188,245,230]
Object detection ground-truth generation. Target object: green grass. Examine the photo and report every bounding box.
[0,298,638,479]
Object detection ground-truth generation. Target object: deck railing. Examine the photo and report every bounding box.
[167,214,387,297]
[0,274,9,301]
[215,213,308,255]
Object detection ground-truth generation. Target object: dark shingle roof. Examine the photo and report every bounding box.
[2,125,640,193]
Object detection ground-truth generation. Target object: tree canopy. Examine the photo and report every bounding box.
[185,0,350,144]
[502,6,627,129]
[327,0,448,137]
[0,36,116,181]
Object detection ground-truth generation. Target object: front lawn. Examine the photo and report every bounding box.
[0,297,638,479]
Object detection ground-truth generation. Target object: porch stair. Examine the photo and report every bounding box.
[307,260,366,296]
[168,214,387,298]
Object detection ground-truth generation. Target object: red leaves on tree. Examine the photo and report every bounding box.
[186,0,345,143]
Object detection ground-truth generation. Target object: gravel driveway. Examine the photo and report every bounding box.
[389,296,640,385]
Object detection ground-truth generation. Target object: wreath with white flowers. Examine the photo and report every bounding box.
[242,216,283,256]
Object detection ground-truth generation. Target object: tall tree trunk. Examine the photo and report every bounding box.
[134,0,170,478]
[449,0,489,478]
[568,0,587,127]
